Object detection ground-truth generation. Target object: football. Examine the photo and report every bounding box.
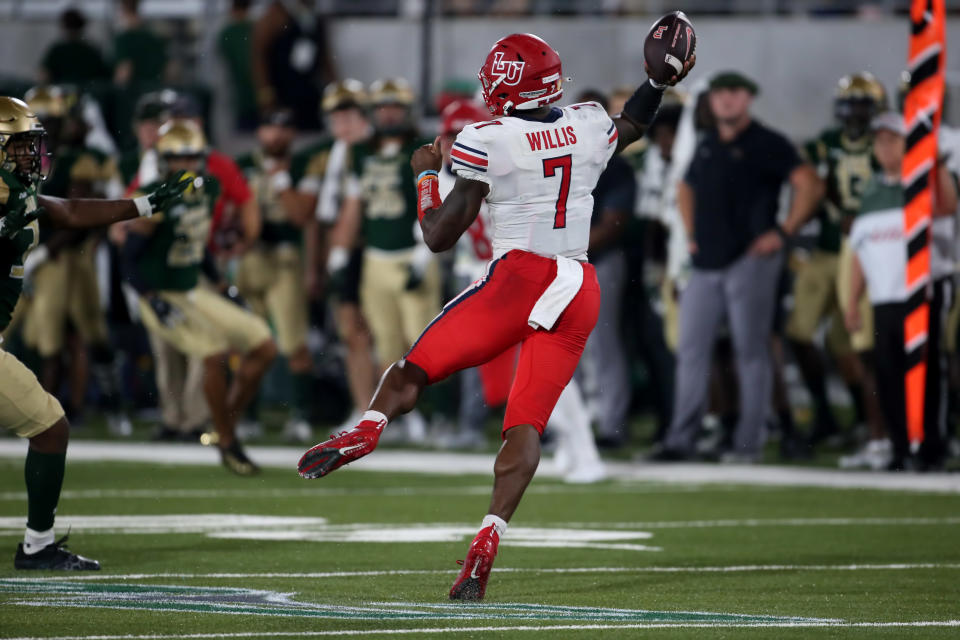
[643,11,697,85]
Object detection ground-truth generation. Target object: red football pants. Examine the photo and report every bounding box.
[405,250,600,435]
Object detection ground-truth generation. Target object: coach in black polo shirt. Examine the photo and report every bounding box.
[659,72,823,461]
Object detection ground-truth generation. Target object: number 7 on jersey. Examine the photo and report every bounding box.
[543,155,572,229]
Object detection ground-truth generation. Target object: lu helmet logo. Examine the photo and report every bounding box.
[491,51,526,86]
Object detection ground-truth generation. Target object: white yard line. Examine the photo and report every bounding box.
[3,563,959,582]
[6,620,960,639]
[2,440,960,492]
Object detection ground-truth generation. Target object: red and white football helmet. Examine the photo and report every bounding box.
[478,33,563,117]
[440,99,490,136]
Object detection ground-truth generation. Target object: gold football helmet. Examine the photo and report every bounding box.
[322,79,368,113]
[156,119,208,157]
[834,73,887,138]
[23,85,79,121]
[0,96,47,182]
[368,77,415,107]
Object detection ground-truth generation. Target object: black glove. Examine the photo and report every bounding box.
[147,170,193,214]
[0,205,42,239]
[146,294,184,328]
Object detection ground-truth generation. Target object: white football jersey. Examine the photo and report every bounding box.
[451,102,618,261]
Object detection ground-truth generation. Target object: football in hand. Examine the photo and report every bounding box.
[643,11,697,85]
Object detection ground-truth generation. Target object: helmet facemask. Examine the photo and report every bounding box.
[0,129,49,184]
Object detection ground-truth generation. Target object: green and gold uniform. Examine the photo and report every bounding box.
[233,149,312,356]
[0,169,65,437]
[349,138,440,365]
[135,176,270,359]
[27,147,119,357]
[786,129,876,352]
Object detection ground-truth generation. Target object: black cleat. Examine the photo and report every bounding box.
[220,439,260,476]
[15,535,100,571]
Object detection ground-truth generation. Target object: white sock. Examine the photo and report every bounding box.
[361,410,388,429]
[23,527,54,555]
[481,514,507,537]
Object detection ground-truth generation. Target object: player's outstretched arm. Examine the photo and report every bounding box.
[411,139,489,253]
[37,170,193,230]
[614,54,696,154]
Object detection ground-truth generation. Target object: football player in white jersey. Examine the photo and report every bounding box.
[299,32,694,600]
[438,99,606,482]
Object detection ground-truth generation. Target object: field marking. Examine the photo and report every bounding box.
[6,620,960,639]
[4,562,959,582]
[2,440,960,493]
[551,516,960,529]
[0,483,749,502]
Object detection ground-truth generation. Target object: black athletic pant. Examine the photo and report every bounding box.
[872,278,952,468]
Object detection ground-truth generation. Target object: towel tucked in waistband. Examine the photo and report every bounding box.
[527,255,584,331]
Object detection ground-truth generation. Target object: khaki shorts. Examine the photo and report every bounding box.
[27,241,108,357]
[662,276,680,352]
[0,346,64,438]
[947,287,960,354]
[785,250,852,354]
[235,244,308,356]
[836,239,874,352]
[360,251,441,365]
[139,287,271,359]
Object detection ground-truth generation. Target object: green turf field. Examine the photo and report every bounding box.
[1,452,959,639]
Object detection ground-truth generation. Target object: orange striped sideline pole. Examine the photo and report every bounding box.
[903,0,946,451]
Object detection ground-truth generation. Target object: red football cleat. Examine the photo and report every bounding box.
[297,418,386,479]
[449,525,500,601]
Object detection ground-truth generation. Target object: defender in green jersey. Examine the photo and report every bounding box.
[338,78,440,372]
[0,96,189,570]
[786,73,887,448]
[122,119,277,475]
[234,109,317,442]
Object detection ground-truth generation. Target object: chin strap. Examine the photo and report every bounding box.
[416,170,441,222]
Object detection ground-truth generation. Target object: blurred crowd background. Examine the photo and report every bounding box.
[2,0,960,474]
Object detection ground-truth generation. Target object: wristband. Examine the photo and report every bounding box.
[416,173,441,222]
[270,170,293,192]
[133,195,153,218]
[622,80,665,128]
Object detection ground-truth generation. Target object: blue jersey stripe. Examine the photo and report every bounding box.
[452,158,487,173]
[453,142,487,157]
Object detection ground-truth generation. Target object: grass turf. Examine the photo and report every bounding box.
[0,456,959,639]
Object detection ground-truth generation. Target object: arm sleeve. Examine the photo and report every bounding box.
[451,126,491,186]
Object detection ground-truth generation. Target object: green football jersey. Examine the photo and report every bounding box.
[351,138,428,252]
[803,128,878,252]
[235,147,317,246]
[0,170,40,332]
[136,175,220,292]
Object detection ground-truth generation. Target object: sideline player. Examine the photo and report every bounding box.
[235,109,316,442]
[121,120,277,475]
[0,96,190,569]
[786,73,887,448]
[299,34,694,599]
